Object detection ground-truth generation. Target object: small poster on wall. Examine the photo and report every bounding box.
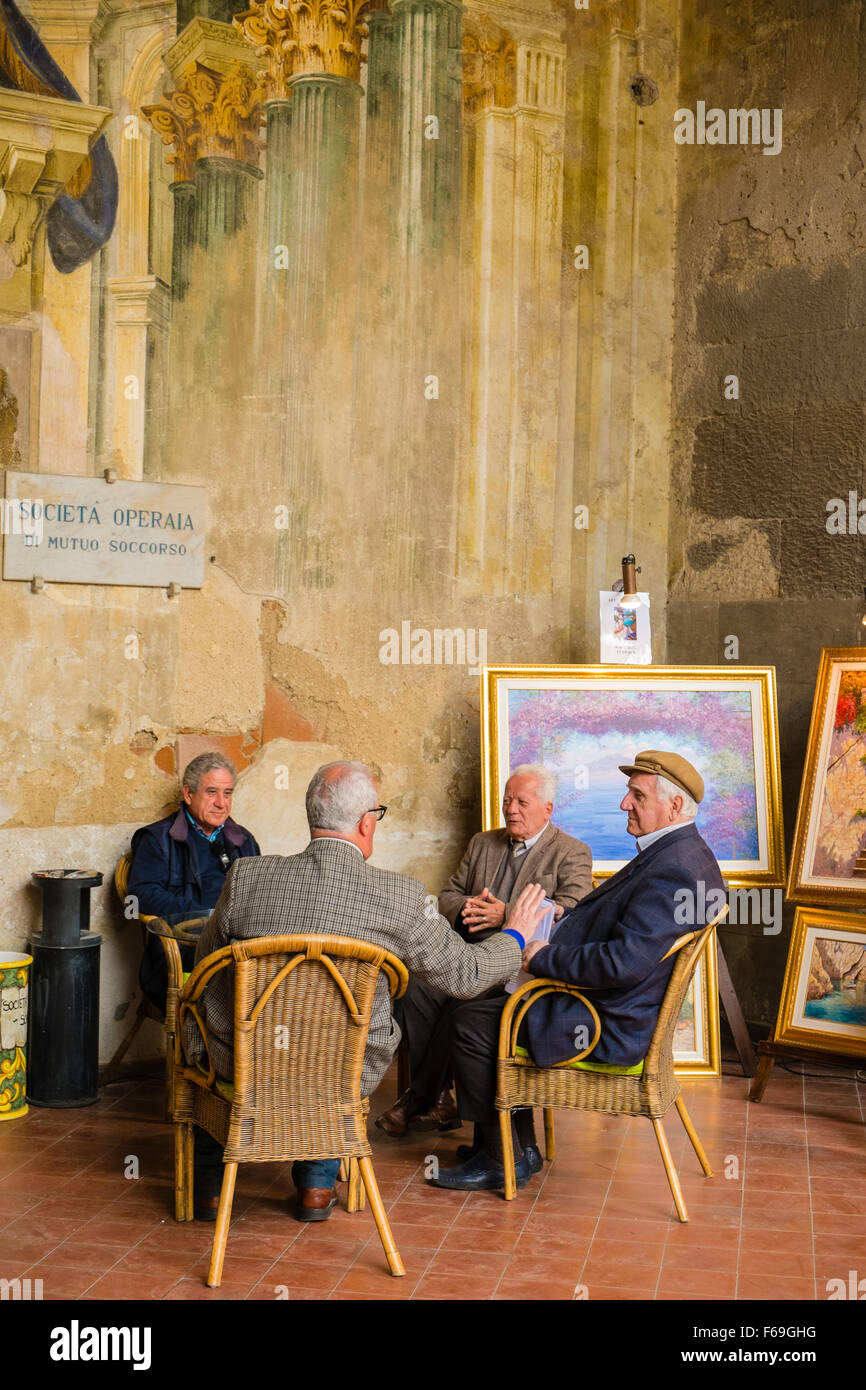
[599,590,652,665]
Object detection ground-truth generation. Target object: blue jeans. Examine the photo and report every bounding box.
[194,1127,340,1196]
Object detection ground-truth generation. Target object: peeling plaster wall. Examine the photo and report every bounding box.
[669,0,866,1025]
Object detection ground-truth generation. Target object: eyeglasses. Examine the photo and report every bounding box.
[365,806,388,822]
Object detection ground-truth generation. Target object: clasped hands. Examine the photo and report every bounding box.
[464,881,551,970]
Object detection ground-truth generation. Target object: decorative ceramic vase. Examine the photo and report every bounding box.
[0,951,33,1121]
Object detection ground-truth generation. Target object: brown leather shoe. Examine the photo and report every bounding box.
[374,1089,426,1137]
[295,1187,338,1223]
[409,1088,462,1133]
[193,1194,220,1223]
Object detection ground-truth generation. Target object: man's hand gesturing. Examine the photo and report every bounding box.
[463,886,506,932]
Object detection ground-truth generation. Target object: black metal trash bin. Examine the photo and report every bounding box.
[27,870,103,1108]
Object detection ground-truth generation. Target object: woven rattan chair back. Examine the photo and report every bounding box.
[496,904,728,1221]
[173,932,408,1285]
[224,934,405,1163]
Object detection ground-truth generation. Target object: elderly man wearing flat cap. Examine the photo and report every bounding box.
[428,749,725,1192]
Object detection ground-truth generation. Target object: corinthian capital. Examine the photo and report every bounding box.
[234,0,389,93]
[142,60,264,182]
[463,14,517,115]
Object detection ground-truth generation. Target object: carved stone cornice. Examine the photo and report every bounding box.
[0,87,111,270]
[463,13,517,114]
[234,0,389,94]
[165,16,265,85]
[142,59,264,182]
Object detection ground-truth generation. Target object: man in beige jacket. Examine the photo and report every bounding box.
[375,763,592,1142]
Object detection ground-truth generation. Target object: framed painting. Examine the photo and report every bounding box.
[772,906,866,1058]
[673,935,720,1076]
[481,665,784,886]
[787,648,866,908]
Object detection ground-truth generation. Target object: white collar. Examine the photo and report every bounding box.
[511,821,550,854]
[636,821,692,852]
[310,835,364,857]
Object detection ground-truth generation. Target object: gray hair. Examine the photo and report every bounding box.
[306,761,378,832]
[508,763,555,805]
[182,751,237,793]
[656,774,698,820]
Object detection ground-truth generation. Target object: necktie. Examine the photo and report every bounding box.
[491,840,525,901]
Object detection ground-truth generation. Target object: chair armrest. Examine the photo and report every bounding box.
[174,944,235,1088]
[497,978,602,1068]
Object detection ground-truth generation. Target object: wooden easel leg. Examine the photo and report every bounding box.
[748,1052,775,1103]
[717,939,757,1077]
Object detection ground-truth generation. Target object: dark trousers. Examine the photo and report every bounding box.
[449,994,529,1127]
[395,979,458,1102]
[193,1128,340,1196]
[396,979,508,1104]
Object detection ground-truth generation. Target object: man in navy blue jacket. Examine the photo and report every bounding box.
[128,752,259,1009]
[428,750,725,1192]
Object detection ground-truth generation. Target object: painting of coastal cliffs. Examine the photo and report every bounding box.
[773,907,866,1058]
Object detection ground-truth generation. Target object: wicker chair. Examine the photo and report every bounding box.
[496,905,728,1221]
[101,853,206,1114]
[172,933,408,1287]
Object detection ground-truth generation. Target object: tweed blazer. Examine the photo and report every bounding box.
[182,837,521,1095]
[438,823,593,931]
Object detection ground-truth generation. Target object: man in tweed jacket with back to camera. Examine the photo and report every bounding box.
[184,761,542,1222]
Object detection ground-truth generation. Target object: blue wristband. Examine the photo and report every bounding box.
[502,928,525,949]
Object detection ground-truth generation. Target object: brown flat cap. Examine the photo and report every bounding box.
[618,750,704,804]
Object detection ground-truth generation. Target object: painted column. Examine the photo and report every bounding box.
[358,0,464,598]
[458,19,567,600]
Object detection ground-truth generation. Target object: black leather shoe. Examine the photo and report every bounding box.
[456,1142,542,1173]
[522,1144,543,1175]
[426,1149,532,1192]
[193,1195,220,1223]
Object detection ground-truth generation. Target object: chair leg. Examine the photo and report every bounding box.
[675,1095,713,1177]
[163,1036,174,1124]
[338,1158,348,1183]
[206,1162,238,1288]
[652,1116,688,1222]
[174,1121,191,1223]
[100,1004,148,1085]
[499,1109,517,1201]
[543,1108,556,1162]
[346,1156,366,1212]
[183,1124,195,1222]
[358,1156,404,1276]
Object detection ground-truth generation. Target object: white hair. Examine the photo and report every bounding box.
[306,761,378,832]
[656,774,698,820]
[508,763,555,805]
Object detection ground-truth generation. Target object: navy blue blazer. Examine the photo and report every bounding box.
[526,822,724,1068]
[128,809,259,925]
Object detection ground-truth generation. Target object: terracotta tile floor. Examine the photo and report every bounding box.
[1,1055,864,1302]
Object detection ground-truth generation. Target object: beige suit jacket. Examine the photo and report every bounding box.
[182,837,521,1095]
[438,822,593,926]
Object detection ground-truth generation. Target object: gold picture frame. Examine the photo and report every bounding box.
[673,935,721,1076]
[772,906,866,1058]
[787,648,866,908]
[481,664,785,887]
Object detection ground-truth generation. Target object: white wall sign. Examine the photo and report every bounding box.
[599,589,652,665]
[2,472,207,588]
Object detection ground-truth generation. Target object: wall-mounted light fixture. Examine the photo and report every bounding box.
[614,553,643,609]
